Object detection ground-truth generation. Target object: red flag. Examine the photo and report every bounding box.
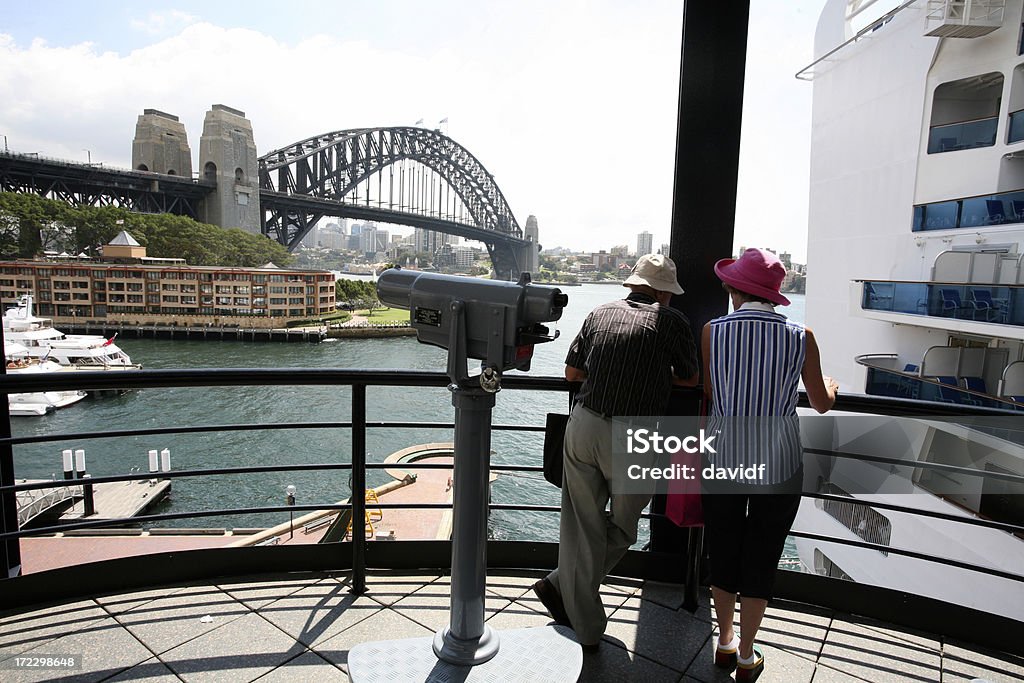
[102,332,118,347]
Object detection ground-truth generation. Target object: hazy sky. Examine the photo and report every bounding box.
[0,1,826,262]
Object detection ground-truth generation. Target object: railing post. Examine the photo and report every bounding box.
[0,336,21,578]
[350,382,367,594]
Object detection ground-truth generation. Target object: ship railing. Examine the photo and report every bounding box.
[0,368,1022,654]
[859,279,1023,325]
[926,115,999,154]
[795,0,916,81]
[1008,107,1024,144]
[913,186,1024,230]
[856,352,1024,409]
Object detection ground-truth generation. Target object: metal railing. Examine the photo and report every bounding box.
[1,367,1022,652]
[15,483,79,527]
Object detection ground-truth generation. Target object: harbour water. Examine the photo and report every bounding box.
[11,286,806,550]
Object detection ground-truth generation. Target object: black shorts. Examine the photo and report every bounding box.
[701,488,801,600]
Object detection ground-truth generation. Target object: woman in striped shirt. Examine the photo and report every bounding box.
[700,248,838,682]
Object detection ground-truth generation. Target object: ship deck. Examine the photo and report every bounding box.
[0,569,1020,682]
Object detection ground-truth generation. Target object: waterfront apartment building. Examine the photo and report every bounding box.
[0,259,336,327]
[591,250,619,271]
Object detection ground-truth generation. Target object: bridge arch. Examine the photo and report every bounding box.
[257,127,530,278]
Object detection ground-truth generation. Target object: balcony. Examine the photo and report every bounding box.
[1009,109,1024,144]
[1,370,1022,681]
[858,353,1024,409]
[913,188,1024,231]
[860,280,1023,325]
[926,116,998,154]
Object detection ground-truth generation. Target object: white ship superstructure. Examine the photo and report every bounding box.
[801,0,1024,620]
[807,0,1024,397]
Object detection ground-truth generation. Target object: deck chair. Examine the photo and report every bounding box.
[864,282,893,310]
[900,364,920,398]
[970,288,1006,322]
[936,376,981,405]
[939,289,966,317]
[939,137,959,152]
[961,376,987,394]
[986,199,1005,225]
[1012,200,1024,222]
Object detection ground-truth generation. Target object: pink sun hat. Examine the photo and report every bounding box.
[714,248,790,306]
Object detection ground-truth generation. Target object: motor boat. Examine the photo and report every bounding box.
[3,295,138,369]
[4,341,87,416]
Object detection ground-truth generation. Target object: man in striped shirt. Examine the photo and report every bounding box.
[533,253,699,651]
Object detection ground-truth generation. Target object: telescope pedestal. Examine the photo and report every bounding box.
[433,386,498,664]
[348,384,582,681]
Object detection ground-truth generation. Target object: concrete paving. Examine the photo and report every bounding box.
[0,570,1020,682]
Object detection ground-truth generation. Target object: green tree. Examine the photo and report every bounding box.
[0,192,71,257]
[0,192,294,268]
[335,279,378,306]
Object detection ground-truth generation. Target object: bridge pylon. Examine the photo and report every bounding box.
[132,109,192,177]
[199,105,261,235]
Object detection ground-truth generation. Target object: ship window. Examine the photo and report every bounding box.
[814,483,892,555]
[979,463,1024,538]
[928,73,1003,154]
[812,549,852,581]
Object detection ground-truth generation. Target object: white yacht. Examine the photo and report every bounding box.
[3,341,87,416]
[800,0,1024,620]
[3,295,138,369]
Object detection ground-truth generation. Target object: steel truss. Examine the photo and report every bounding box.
[259,127,528,278]
[0,153,212,218]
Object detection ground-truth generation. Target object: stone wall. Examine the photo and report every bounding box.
[131,109,193,176]
[198,105,261,234]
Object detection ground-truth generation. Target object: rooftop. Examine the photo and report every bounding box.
[108,231,142,247]
[1,570,1020,682]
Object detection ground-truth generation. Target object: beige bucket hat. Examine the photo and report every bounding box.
[623,253,684,295]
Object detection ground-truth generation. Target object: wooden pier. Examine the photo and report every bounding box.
[18,478,171,527]
[59,479,171,522]
[58,322,326,343]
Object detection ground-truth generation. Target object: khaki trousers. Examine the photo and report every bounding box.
[545,404,652,645]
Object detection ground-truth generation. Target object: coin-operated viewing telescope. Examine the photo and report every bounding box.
[376,268,568,390]
[349,269,582,679]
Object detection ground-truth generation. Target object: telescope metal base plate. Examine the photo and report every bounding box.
[347,625,583,682]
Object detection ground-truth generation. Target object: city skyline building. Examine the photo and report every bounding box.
[636,230,653,257]
[359,224,390,258]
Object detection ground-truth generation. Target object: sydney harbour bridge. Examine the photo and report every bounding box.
[0,118,537,280]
